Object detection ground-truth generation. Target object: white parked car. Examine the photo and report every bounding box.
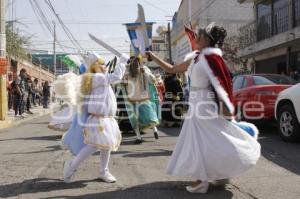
[275,83,300,142]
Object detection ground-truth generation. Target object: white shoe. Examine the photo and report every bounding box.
[99,172,117,183]
[63,160,75,183]
[186,181,209,194]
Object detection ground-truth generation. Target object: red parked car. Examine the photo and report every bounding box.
[233,74,296,120]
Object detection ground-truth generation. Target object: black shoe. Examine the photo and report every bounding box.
[134,139,143,144]
[154,132,159,140]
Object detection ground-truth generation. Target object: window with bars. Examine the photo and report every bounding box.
[257,1,272,41]
[273,0,289,34]
[256,0,290,41]
[295,0,300,26]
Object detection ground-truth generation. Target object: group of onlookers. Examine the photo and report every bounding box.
[7,68,51,118]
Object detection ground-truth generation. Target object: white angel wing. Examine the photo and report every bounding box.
[52,72,81,105]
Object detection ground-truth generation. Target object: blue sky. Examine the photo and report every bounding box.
[8,0,181,59]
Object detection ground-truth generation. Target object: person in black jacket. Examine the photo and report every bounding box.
[43,81,51,108]
[162,73,184,127]
[14,69,28,117]
[26,76,33,114]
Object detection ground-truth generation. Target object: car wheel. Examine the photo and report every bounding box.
[277,104,300,142]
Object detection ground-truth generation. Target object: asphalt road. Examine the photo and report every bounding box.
[0,115,299,199]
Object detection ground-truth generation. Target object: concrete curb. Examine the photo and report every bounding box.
[0,120,12,129]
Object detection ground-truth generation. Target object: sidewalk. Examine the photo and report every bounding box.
[0,103,57,131]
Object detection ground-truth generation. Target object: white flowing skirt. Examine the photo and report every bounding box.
[83,115,122,151]
[166,89,261,181]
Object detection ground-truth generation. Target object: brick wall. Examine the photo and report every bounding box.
[8,58,55,83]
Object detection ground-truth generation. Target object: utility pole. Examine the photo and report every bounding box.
[53,21,56,77]
[167,23,172,64]
[188,0,192,22]
[0,0,7,120]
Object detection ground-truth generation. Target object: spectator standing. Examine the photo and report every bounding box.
[26,76,33,114]
[7,74,13,111]
[43,81,50,108]
[14,69,27,117]
[32,78,39,106]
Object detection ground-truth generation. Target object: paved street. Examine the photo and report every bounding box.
[0,115,299,199]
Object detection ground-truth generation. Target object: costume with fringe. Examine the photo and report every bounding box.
[166,48,261,181]
[121,65,160,131]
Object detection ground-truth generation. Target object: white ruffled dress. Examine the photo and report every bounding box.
[166,48,261,181]
[83,62,126,151]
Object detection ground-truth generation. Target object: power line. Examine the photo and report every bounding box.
[32,38,128,42]
[141,0,169,14]
[191,0,218,19]
[29,48,130,55]
[44,0,85,53]
[21,20,170,25]
[29,0,66,52]
[28,0,51,38]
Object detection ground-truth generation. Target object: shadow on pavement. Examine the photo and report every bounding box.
[4,145,62,155]
[25,122,50,125]
[0,135,62,142]
[158,127,181,137]
[0,178,92,198]
[94,149,172,158]
[121,149,172,158]
[40,181,234,199]
[259,125,300,175]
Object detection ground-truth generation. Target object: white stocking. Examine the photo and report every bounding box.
[70,145,97,170]
[135,127,142,140]
[100,150,111,175]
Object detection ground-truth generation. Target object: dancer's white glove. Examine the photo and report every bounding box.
[120,53,130,64]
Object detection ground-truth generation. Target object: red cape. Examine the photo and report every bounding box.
[204,54,234,112]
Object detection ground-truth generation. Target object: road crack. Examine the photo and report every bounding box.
[230,183,258,199]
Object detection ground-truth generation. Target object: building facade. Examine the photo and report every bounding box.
[171,0,253,65]
[7,58,55,84]
[239,0,300,74]
[30,51,71,76]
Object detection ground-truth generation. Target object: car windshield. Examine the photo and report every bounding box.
[260,75,297,85]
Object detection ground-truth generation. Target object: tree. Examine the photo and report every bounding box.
[5,21,31,60]
[223,35,249,74]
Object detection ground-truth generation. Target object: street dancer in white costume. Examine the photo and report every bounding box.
[63,52,128,183]
[147,23,261,194]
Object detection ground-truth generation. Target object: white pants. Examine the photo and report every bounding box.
[70,145,111,175]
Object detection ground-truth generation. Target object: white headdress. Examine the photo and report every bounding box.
[83,51,105,68]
